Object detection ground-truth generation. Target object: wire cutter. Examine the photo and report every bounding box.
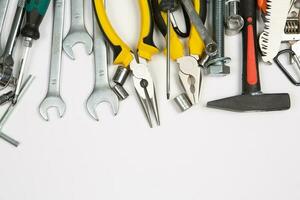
[152,0,206,105]
[93,0,160,127]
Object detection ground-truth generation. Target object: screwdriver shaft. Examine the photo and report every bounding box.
[13,38,32,104]
[166,10,171,100]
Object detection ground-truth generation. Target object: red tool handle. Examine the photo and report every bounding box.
[241,0,261,94]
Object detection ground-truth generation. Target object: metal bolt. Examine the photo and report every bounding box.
[206,0,231,76]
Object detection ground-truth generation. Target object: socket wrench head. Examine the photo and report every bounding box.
[112,84,129,100]
[225,0,244,35]
[225,15,244,35]
[113,66,131,85]
[112,66,130,100]
[174,93,193,112]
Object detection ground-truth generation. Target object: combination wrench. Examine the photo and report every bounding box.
[0,0,25,88]
[63,0,93,60]
[0,0,9,55]
[86,14,119,121]
[39,0,66,121]
[181,0,218,56]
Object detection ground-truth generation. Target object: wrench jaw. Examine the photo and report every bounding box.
[63,31,93,60]
[86,88,119,121]
[39,96,66,121]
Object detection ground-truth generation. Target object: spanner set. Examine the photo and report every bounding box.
[0,0,300,146]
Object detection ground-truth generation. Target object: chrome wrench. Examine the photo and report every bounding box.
[39,0,66,121]
[0,0,25,88]
[63,0,93,60]
[0,0,9,55]
[86,14,119,121]
[181,0,218,56]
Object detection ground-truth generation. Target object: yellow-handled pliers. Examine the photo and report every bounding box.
[93,0,160,127]
[153,0,206,105]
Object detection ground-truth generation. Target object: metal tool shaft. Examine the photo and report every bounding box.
[0,0,9,54]
[0,0,26,89]
[1,0,25,66]
[48,0,64,96]
[0,75,34,147]
[13,39,31,104]
[160,0,179,100]
[166,10,171,99]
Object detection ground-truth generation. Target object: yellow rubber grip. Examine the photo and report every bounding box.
[137,0,159,60]
[161,12,184,60]
[93,0,133,68]
[188,0,205,56]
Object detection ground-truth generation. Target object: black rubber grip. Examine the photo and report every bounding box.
[143,0,158,49]
[160,0,179,12]
[152,0,206,37]
[21,0,51,40]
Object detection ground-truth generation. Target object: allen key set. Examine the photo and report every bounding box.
[0,0,298,146]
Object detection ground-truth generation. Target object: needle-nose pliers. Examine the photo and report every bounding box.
[93,0,160,127]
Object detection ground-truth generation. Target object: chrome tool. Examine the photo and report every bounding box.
[86,14,119,121]
[0,75,34,147]
[39,0,66,121]
[63,0,93,60]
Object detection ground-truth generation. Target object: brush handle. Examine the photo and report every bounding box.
[241,0,261,94]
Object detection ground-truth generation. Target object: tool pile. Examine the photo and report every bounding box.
[0,0,297,146]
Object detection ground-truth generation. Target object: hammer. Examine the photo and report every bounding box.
[207,0,291,112]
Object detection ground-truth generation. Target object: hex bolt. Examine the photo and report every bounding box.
[205,0,231,76]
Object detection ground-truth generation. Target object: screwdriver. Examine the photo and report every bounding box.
[13,0,51,104]
[160,0,179,100]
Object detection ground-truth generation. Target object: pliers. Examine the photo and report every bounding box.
[152,0,206,105]
[93,0,160,127]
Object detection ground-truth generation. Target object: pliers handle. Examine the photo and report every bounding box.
[93,0,159,68]
[152,0,206,60]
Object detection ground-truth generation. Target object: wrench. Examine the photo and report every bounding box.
[39,0,66,121]
[0,0,25,88]
[181,0,218,56]
[63,0,93,60]
[0,0,9,55]
[86,14,119,121]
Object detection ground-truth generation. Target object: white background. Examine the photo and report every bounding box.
[0,0,300,200]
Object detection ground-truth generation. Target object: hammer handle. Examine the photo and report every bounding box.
[241,0,261,94]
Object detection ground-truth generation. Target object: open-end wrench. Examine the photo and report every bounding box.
[39,0,66,121]
[63,0,93,60]
[86,14,119,121]
[181,0,218,56]
[0,0,9,55]
[0,75,34,147]
[0,0,25,88]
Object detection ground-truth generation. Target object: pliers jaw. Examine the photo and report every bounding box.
[131,59,160,128]
[177,56,202,105]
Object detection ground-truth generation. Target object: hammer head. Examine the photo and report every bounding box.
[207,93,291,112]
